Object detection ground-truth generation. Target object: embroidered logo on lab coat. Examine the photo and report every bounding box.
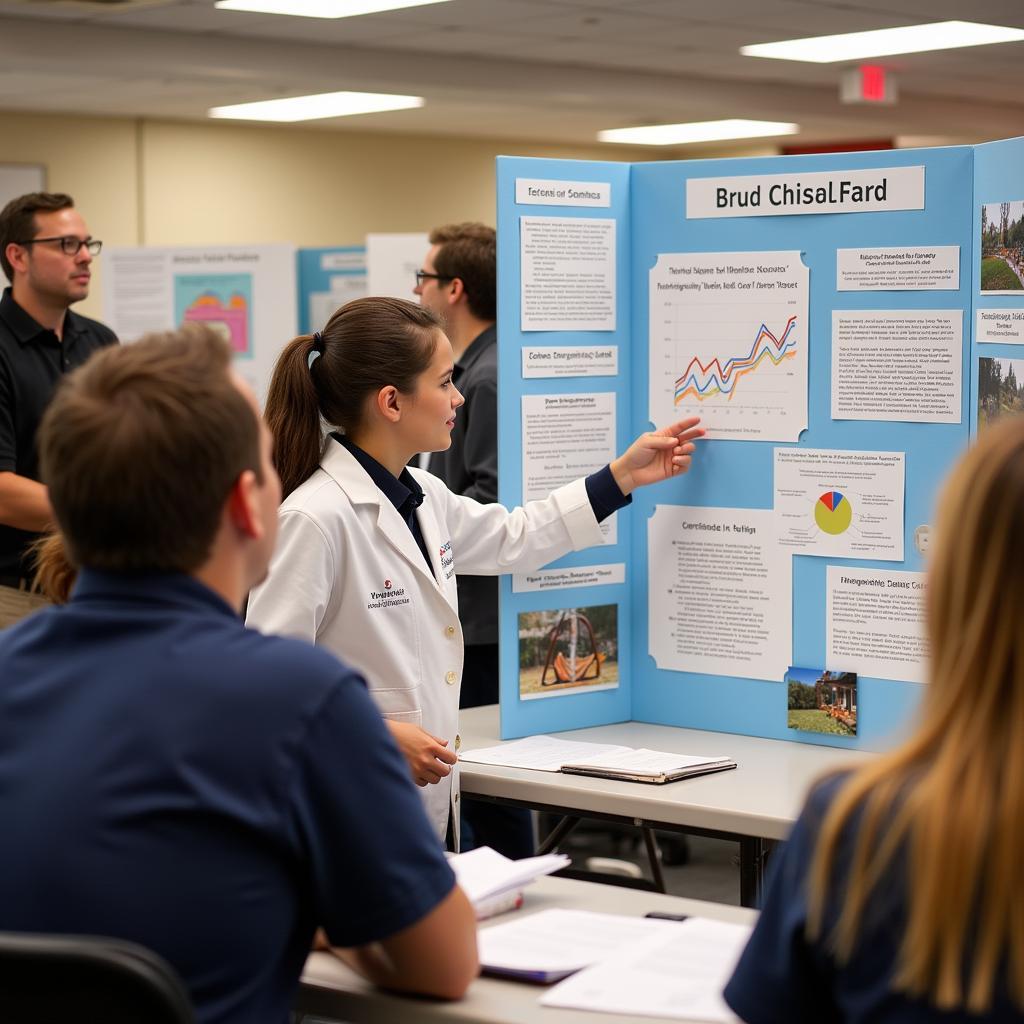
[368,579,409,610]
[439,540,456,580]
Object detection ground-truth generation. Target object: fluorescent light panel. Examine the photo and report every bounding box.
[215,0,452,17]
[741,21,1024,63]
[209,91,424,122]
[598,119,798,146]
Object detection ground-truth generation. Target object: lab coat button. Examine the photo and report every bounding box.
[445,625,456,637]
[455,734,462,751]
[445,670,457,685]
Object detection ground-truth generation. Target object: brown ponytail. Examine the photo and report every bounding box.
[266,297,442,498]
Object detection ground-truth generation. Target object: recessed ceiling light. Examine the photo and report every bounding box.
[208,91,424,122]
[215,0,453,17]
[741,21,1024,63]
[598,120,799,146]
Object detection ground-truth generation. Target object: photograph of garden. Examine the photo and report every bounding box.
[978,356,1024,430]
[980,200,1024,292]
[787,666,858,737]
[518,604,619,700]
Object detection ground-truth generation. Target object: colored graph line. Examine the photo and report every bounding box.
[674,316,798,403]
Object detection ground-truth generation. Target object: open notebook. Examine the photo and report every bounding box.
[460,734,736,785]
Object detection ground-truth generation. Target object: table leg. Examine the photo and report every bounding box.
[536,815,581,855]
[739,836,771,908]
[641,828,667,893]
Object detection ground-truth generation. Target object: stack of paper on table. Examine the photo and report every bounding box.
[541,917,751,1021]
[447,846,569,919]
[477,908,684,982]
[460,734,736,784]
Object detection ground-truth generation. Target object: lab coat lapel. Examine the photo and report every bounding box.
[319,439,440,592]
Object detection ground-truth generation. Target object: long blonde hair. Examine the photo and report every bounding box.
[807,417,1024,1012]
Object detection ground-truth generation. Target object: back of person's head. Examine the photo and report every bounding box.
[0,191,75,282]
[428,222,496,322]
[265,296,441,498]
[39,324,262,573]
[807,416,1024,1013]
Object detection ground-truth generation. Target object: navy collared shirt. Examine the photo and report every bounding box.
[0,568,455,1024]
[0,287,117,579]
[338,434,631,578]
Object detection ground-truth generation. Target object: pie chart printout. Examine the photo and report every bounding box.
[815,491,852,535]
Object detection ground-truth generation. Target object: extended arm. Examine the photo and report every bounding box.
[0,472,51,533]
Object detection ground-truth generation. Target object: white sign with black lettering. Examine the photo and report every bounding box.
[837,246,959,291]
[522,346,618,378]
[687,165,924,219]
[513,563,626,593]
[516,178,611,208]
[977,308,1024,344]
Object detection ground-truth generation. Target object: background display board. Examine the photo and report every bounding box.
[496,139,1020,751]
[296,245,366,335]
[102,243,297,404]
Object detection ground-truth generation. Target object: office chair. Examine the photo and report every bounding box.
[0,932,194,1023]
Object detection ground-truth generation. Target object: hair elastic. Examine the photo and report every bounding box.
[307,331,323,370]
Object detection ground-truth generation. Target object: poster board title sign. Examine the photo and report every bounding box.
[687,165,924,219]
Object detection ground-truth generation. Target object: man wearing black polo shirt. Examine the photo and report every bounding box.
[0,191,116,627]
[0,326,477,1023]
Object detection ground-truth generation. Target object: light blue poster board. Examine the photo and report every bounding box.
[296,245,367,334]
[497,143,982,752]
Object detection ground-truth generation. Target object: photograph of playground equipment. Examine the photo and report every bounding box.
[518,604,620,701]
[978,356,1024,430]
[787,666,858,737]
[980,200,1024,292]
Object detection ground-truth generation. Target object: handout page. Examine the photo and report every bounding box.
[560,749,732,775]
[479,908,681,980]
[458,734,627,771]
[447,847,569,904]
[541,917,752,1021]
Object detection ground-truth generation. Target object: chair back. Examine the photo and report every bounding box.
[0,932,194,1023]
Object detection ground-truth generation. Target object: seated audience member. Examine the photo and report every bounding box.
[725,417,1024,1023]
[0,325,477,1024]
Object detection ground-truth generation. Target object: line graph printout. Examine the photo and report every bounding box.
[649,251,808,441]
[648,505,791,681]
[774,448,905,561]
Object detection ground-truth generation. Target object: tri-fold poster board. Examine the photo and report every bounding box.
[496,135,1024,751]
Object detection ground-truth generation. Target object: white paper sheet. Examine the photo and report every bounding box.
[831,310,962,423]
[774,448,905,561]
[365,232,429,300]
[836,246,959,291]
[647,505,791,681]
[447,847,569,904]
[541,917,751,1021]
[648,251,808,442]
[458,734,627,772]
[520,216,616,332]
[826,566,928,683]
[560,749,732,775]
[480,909,681,977]
[522,392,617,543]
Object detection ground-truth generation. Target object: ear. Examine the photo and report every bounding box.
[226,470,263,540]
[374,384,404,424]
[446,276,466,308]
[5,242,28,278]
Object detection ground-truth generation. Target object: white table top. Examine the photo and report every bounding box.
[298,875,757,1024]
[456,706,876,841]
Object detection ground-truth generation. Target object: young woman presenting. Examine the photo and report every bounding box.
[247,297,703,843]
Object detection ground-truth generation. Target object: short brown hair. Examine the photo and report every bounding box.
[429,222,496,321]
[0,191,75,282]
[39,324,262,573]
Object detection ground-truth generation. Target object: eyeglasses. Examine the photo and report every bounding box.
[414,270,449,287]
[15,236,103,257]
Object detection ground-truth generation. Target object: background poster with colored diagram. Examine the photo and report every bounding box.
[174,273,253,358]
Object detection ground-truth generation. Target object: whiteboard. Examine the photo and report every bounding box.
[0,164,46,210]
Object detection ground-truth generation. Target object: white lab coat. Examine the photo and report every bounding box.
[246,437,605,843]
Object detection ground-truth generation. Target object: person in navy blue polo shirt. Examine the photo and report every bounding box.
[0,325,478,1024]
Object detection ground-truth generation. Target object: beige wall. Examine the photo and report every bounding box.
[0,108,778,319]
